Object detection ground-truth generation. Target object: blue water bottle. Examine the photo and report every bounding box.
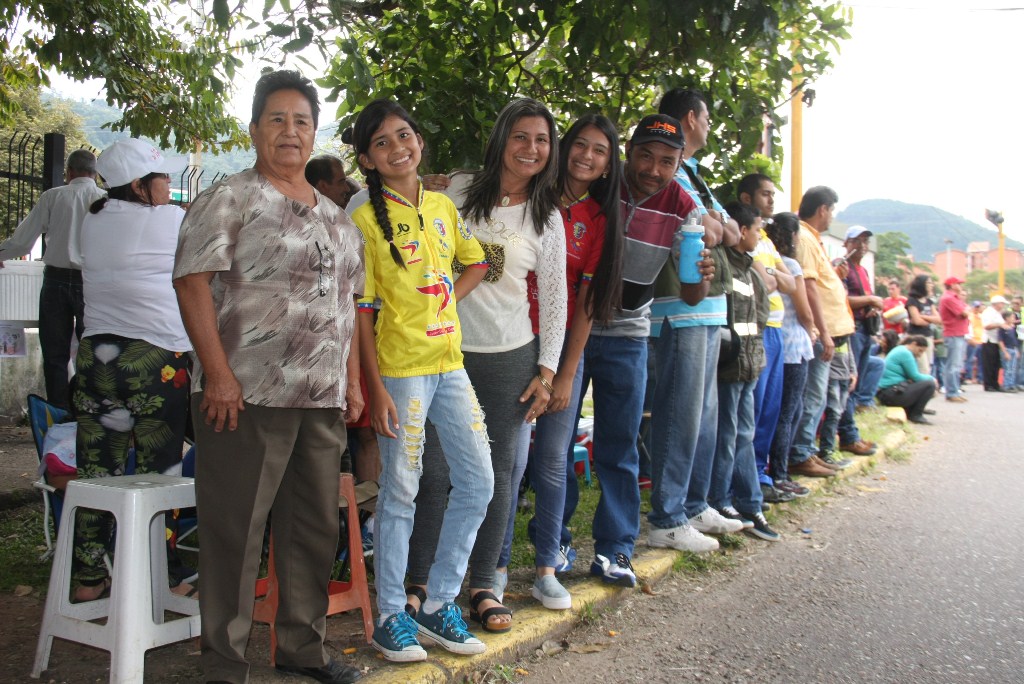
[677,219,705,284]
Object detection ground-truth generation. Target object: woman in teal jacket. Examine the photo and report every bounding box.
[876,335,937,424]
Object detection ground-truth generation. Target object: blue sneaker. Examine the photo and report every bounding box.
[372,611,427,662]
[360,525,374,558]
[554,545,576,574]
[590,552,636,587]
[415,602,486,655]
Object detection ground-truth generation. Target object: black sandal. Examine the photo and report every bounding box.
[404,585,427,618]
[469,590,513,633]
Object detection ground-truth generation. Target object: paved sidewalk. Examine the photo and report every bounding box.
[249,428,908,683]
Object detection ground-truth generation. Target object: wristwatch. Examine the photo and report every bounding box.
[765,267,776,276]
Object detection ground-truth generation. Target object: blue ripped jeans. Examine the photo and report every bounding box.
[373,370,494,617]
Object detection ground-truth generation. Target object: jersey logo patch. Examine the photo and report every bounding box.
[434,218,447,237]
[400,240,423,264]
[416,269,456,336]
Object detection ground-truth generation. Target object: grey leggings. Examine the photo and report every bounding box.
[408,340,537,590]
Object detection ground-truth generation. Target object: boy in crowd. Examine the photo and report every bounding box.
[707,202,779,541]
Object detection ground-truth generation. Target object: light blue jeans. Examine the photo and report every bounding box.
[373,370,494,617]
[944,335,967,398]
[790,339,831,464]
[683,327,722,519]
[710,379,763,516]
[649,324,712,529]
[1003,348,1018,390]
[522,351,584,568]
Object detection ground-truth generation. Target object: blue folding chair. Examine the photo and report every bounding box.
[175,445,199,553]
[26,394,70,560]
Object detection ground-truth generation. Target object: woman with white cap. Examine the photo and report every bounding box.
[70,138,194,602]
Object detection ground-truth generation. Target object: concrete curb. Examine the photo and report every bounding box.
[358,427,909,682]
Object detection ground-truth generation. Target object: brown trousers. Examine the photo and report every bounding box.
[192,395,346,683]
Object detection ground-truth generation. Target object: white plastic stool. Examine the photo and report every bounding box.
[32,474,201,683]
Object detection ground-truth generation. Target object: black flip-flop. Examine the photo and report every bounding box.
[404,585,426,618]
[469,590,513,633]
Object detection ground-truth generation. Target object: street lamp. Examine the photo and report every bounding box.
[985,209,1005,295]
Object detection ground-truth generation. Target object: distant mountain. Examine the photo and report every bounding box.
[60,93,346,185]
[836,199,1024,261]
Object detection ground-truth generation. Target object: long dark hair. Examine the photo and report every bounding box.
[351,99,423,269]
[767,211,800,258]
[89,172,166,214]
[908,274,930,299]
[558,114,623,324]
[462,98,559,234]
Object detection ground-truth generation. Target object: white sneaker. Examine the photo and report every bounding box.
[648,524,719,553]
[689,507,744,534]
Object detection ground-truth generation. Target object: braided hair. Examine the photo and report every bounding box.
[350,99,424,269]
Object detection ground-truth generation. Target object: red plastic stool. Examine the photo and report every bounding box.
[252,473,374,664]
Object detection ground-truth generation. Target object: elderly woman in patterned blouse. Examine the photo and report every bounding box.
[172,70,364,684]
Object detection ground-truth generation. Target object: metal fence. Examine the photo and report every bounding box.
[172,166,228,206]
[0,132,65,241]
[1,131,229,241]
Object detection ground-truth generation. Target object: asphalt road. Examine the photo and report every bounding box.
[516,387,1024,683]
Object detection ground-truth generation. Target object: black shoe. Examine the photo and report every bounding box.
[276,658,361,683]
[760,483,796,503]
[923,408,937,415]
[740,510,781,542]
[908,416,932,425]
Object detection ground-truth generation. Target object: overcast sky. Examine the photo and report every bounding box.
[779,0,1024,241]
[51,1,1023,239]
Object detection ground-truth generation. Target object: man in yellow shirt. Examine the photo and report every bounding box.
[965,301,985,383]
[789,186,856,478]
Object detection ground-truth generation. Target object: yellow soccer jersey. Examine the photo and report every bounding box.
[353,184,487,377]
[753,232,785,328]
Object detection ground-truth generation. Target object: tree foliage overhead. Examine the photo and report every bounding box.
[874,231,917,284]
[2,0,850,173]
[1,0,248,151]
[313,0,851,178]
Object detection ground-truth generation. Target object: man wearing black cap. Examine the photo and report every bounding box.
[839,225,883,454]
[578,114,714,586]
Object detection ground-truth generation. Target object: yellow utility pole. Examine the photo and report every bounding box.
[985,209,1005,295]
[790,55,803,213]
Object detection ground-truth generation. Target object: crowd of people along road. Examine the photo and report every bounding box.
[6,69,1021,684]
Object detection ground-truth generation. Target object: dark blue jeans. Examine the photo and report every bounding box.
[753,327,783,485]
[570,334,646,559]
[38,267,85,409]
[768,361,808,481]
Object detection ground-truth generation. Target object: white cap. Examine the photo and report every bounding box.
[96,138,188,188]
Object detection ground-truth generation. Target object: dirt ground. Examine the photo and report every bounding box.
[0,425,362,683]
[0,423,587,683]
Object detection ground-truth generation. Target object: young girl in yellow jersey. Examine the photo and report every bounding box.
[350,99,492,662]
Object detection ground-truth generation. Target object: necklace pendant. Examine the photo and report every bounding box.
[501,194,510,207]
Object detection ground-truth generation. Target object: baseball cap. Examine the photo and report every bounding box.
[845,225,872,240]
[943,276,965,286]
[96,138,188,188]
[630,114,684,149]
[991,295,1009,305]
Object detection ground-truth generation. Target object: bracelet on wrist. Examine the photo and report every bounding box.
[536,374,554,393]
